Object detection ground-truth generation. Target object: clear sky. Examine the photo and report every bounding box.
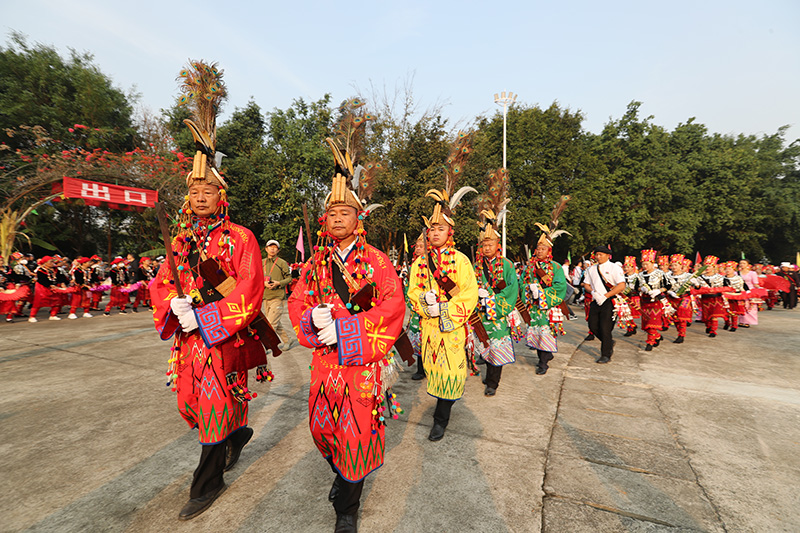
[4,0,799,143]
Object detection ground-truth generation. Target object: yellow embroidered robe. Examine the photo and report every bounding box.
[408,249,478,400]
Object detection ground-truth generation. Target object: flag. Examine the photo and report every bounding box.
[796,251,800,266]
[567,251,572,264]
[695,252,701,265]
[741,251,746,260]
[295,226,304,261]
[403,233,408,254]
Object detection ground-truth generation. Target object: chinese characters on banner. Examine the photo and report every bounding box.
[57,177,158,211]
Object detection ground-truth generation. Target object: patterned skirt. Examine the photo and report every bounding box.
[526,325,558,353]
[700,295,726,319]
[727,299,746,316]
[475,336,516,366]
[640,296,663,329]
[667,295,693,323]
[626,294,642,319]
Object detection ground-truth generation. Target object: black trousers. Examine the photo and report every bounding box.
[484,364,503,389]
[782,288,797,309]
[537,350,553,370]
[416,354,425,375]
[433,398,454,428]
[588,299,615,357]
[327,457,364,515]
[191,442,226,499]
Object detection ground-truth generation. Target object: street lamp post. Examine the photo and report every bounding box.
[494,91,517,257]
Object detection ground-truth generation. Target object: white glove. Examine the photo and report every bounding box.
[691,278,701,287]
[529,284,541,299]
[318,321,337,345]
[648,289,661,298]
[170,295,193,316]
[178,309,198,332]
[667,290,678,298]
[427,304,441,317]
[477,288,490,299]
[423,291,438,305]
[312,305,333,329]
[592,291,607,306]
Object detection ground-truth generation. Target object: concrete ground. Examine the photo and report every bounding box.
[1,304,798,532]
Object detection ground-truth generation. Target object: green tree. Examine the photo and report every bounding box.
[0,32,136,153]
[470,102,598,262]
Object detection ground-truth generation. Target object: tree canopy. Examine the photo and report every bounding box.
[2,35,798,264]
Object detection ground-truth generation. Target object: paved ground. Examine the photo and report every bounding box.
[1,304,798,532]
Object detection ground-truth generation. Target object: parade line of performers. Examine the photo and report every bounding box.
[3,63,799,533]
[0,253,161,322]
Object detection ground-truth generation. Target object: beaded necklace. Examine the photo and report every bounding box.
[415,228,457,291]
[170,191,235,283]
[304,208,377,308]
[474,249,504,288]
[523,257,554,287]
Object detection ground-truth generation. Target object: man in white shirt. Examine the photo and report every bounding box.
[582,245,626,363]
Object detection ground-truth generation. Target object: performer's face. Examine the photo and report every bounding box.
[754,264,763,274]
[414,239,424,257]
[188,184,221,217]
[428,223,450,248]
[534,243,550,261]
[670,262,682,274]
[739,260,749,271]
[482,238,500,257]
[327,206,358,241]
[642,260,655,272]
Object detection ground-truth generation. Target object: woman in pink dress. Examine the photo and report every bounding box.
[739,260,760,327]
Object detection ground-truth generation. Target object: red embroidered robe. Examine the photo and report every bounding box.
[287,244,405,482]
[150,221,265,444]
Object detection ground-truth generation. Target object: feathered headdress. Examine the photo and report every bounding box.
[477,168,510,242]
[423,131,477,227]
[535,196,571,247]
[324,98,383,214]
[178,61,228,189]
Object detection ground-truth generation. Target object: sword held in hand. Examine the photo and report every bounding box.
[155,201,184,298]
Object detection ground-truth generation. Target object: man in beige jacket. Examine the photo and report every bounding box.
[262,240,295,349]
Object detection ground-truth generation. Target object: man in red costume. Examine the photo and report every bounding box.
[288,119,405,533]
[150,61,267,520]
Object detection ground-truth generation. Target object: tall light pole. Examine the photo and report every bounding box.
[494,91,517,257]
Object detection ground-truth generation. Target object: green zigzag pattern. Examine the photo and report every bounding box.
[426,367,465,400]
[185,401,247,443]
[317,430,385,481]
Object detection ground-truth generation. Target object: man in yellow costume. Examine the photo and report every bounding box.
[408,132,479,441]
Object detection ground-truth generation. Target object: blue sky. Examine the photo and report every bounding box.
[5,0,799,143]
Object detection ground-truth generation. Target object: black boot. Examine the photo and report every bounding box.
[224,427,254,471]
[329,475,342,502]
[178,483,226,520]
[335,513,358,533]
[673,336,685,344]
[411,355,425,380]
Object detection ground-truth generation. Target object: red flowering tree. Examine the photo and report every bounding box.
[0,124,191,261]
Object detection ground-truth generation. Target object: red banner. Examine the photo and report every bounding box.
[58,177,158,211]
